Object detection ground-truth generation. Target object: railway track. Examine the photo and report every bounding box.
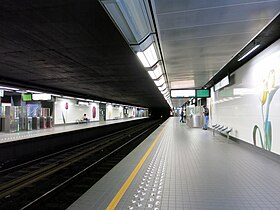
[0,119,162,209]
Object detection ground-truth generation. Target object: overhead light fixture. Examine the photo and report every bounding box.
[164,91,170,96]
[76,98,87,101]
[238,44,260,61]
[16,90,27,94]
[148,64,163,79]
[161,88,169,95]
[154,75,165,87]
[137,43,159,67]
[78,101,89,106]
[26,90,42,94]
[100,0,170,104]
[64,96,75,99]
[158,83,167,91]
[136,52,150,67]
[51,94,62,97]
[0,86,19,91]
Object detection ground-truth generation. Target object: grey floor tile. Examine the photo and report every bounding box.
[68,118,280,210]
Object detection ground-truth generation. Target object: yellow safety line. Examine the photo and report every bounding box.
[106,126,165,210]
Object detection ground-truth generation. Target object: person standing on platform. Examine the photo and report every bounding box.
[180,109,184,123]
[202,105,209,130]
[183,109,186,123]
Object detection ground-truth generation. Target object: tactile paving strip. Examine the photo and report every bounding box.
[123,126,171,209]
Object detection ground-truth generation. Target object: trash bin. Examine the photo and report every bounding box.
[191,115,202,128]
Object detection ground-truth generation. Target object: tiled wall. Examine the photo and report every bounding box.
[210,39,280,155]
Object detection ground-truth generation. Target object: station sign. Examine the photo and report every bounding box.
[196,89,210,97]
[214,76,229,91]
[22,94,32,101]
[171,89,195,98]
[33,93,52,100]
[171,89,210,98]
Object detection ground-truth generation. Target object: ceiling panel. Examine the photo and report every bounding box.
[155,0,279,14]
[152,0,279,107]
[157,3,278,29]
[160,19,270,42]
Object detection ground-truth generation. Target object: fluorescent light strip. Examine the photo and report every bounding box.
[154,76,165,87]
[64,96,75,99]
[161,88,168,95]
[76,98,86,101]
[51,94,62,97]
[164,93,170,98]
[158,83,167,91]
[148,64,163,80]
[16,90,27,94]
[136,52,150,67]
[148,68,163,80]
[26,90,42,94]
[144,44,158,67]
[163,91,169,96]
[148,71,156,79]
[0,86,19,91]
[238,45,260,61]
[137,44,159,68]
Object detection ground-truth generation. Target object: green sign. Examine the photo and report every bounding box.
[22,94,32,101]
[196,89,210,97]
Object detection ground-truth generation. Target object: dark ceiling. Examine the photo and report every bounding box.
[0,0,169,108]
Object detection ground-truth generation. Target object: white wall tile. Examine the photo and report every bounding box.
[211,39,280,155]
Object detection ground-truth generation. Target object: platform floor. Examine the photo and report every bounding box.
[0,117,147,144]
[68,117,280,210]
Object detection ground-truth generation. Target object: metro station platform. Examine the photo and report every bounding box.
[0,117,147,144]
[68,117,280,210]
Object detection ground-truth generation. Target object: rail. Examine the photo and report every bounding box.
[0,119,162,209]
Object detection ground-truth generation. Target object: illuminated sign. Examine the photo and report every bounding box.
[171,89,211,98]
[22,94,32,101]
[171,89,195,98]
[32,94,52,100]
[214,76,229,91]
[78,101,89,106]
[196,89,210,97]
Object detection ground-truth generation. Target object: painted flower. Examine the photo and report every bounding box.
[260,80,268,105]
[253,69,279,151]
[267,69,275,91]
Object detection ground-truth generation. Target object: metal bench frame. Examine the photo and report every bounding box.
[212,124,232,143]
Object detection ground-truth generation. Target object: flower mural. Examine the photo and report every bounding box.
[253,69,280,151]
